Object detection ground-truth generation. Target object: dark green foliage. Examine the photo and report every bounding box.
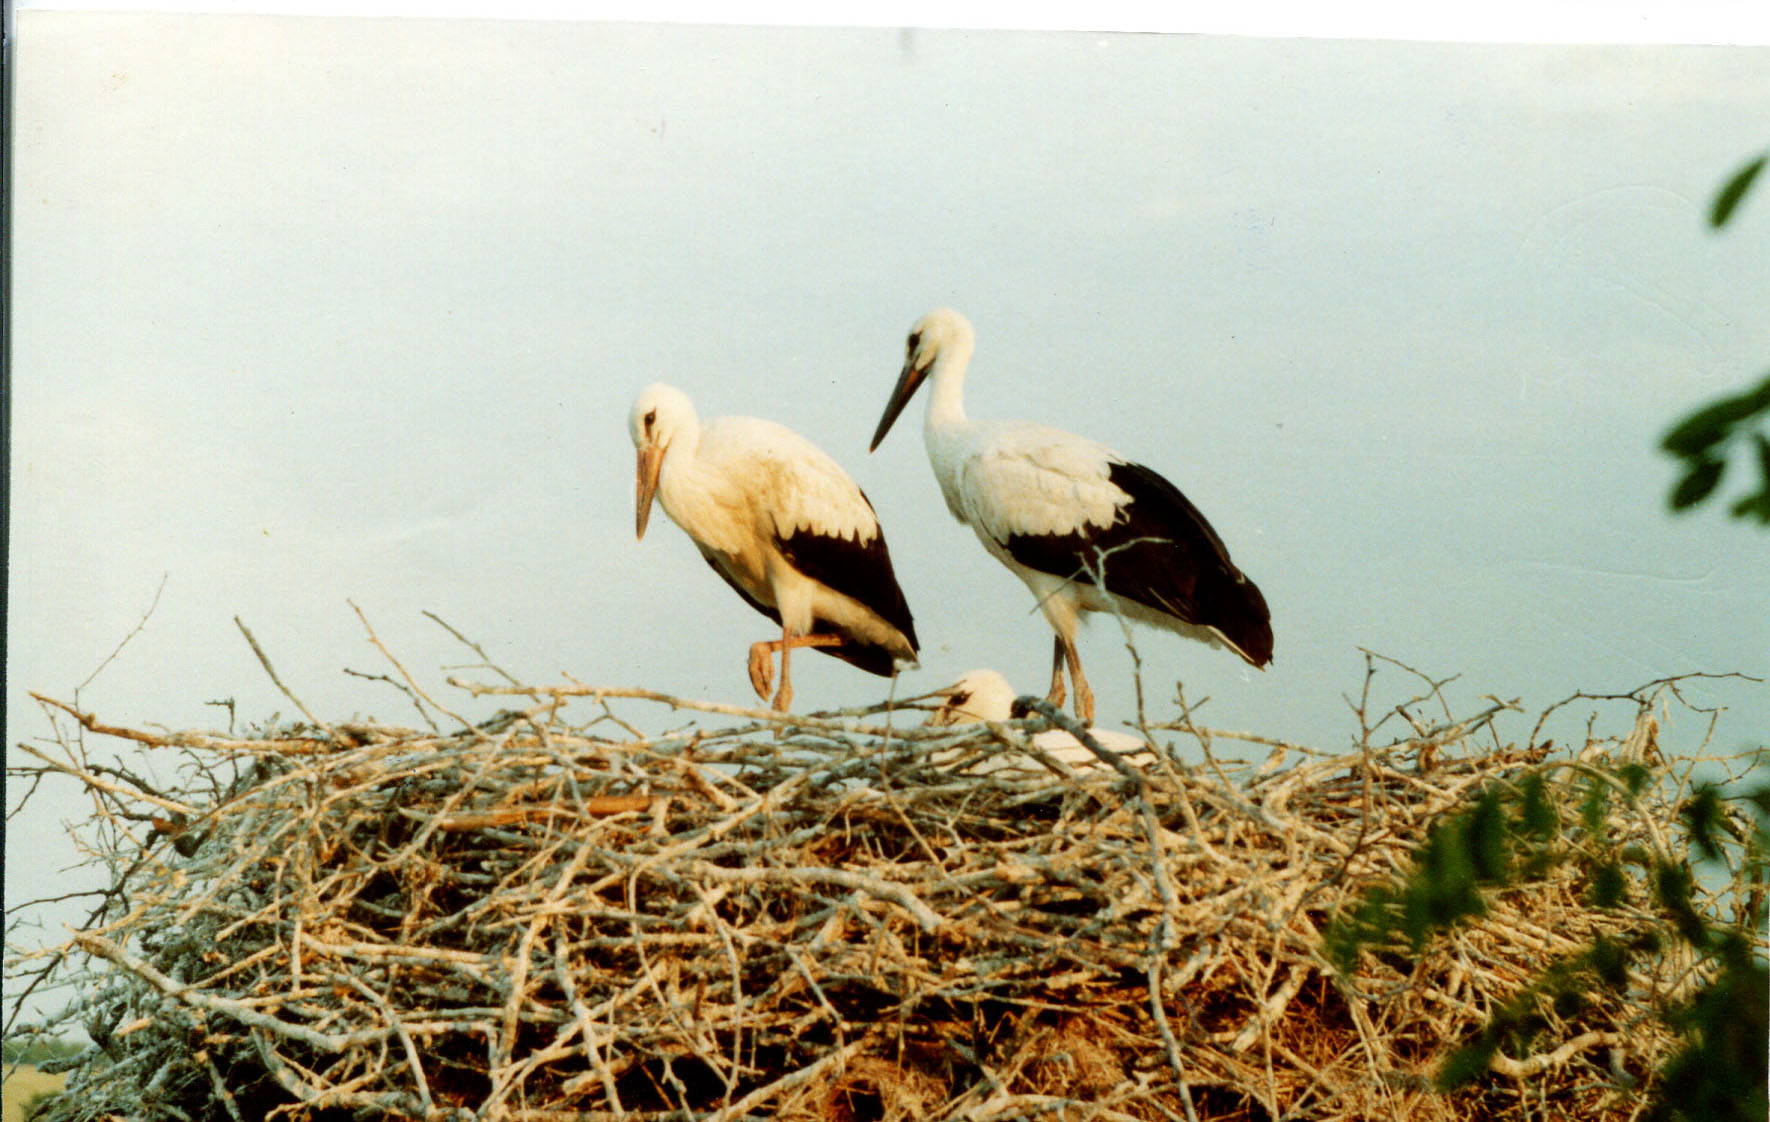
[1325,759,1770,1111]
[1518,771,1558,841]
[1437,958,1564,1091]
[1710,153,1766,228]
[1323,788,1517,976]
[1664,154,1770,522]
[1587,935,1628,990]
[1619,762,1652,797]
[1467,788,1510,882]
[1735,433,1770,522]
[1653,860,1711,947]
[1432,914,1651,1091]
[1662,379,1770,459]
[1682,785,1726,863]
[1587,859,1626,909]
[1647,940,1769,1122]
[1661,374,1770,521]
[1668,455,1726,510]
[1434,1031,1500,1090]
[1409,792,1506,939]
[1578,775,1609,835]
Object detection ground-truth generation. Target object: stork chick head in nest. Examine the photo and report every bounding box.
[927,668,1019,727]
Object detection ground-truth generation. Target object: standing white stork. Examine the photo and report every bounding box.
[927,668,1154,775]
[869,309,1272,724]
[631,383,919,711]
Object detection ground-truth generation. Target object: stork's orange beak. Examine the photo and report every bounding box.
[635,444,665,539]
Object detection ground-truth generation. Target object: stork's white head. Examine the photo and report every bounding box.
[870,308,975,452]
[906,308,974,369]
[629,383,698,540]
[926,668,1017,726]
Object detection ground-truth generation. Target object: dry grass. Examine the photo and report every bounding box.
[6,644,1759,1121]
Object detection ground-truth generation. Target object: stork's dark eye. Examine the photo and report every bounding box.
[644,409,657,429]
[907,331,922,352]
[948,689,970,707]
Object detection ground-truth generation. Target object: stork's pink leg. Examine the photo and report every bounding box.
[748,628,846,711]
[1058,632,1094,724]
[1046,635,1067,709]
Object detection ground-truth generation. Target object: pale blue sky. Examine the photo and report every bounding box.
[8,10,1770,1000]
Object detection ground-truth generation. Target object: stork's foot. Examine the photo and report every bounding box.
[747,642,775,702]
[1072,683,1095,726]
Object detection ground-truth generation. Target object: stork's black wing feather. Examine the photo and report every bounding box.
[773,492,919,665]
[698,495,919,680]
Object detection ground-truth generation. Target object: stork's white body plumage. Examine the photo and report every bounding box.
[631,384,918,710]
[927,668,1153,776]
[871,310,1272,723]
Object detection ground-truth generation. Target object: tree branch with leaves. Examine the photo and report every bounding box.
[1662,153,1770,523]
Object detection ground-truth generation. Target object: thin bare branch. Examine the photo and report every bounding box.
[232,616,332,736]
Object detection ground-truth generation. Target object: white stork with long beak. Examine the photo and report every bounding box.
[631,383,919,711]
[869,309,1272,723]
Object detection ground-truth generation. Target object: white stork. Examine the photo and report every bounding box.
[630,383,919,711]
[870,309,1272,724]
[927,668,1154,775]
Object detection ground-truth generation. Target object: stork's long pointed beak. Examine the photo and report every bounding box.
[870,357,927,452]
[925,684,973,727]
[634,444,664,539]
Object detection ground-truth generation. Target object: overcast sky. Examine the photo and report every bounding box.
[8,9,1770,1008]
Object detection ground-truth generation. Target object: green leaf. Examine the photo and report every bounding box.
[1738,434,1770,523]
[1671,458,1726,511]
[1620,762,1652,797]
[1665,400,1752,457]
[1728,493,1770,523]
[1589,860,1627,908]
[1655,862,1710,946]
[1552,987,1588,1019]
[1711,154,1767,228]
[1661,373,1770,456]
[1588,935,1630,990]
[1683,786,1725,863]
[1518,772,1558,841]
[1580,780,1609,836]
[1661,417,1727,459]
[1437,1037,1499,1089]
[1469,789,1511,883]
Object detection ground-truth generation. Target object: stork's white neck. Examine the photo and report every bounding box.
[660,403,704,467]
[657,412,720,516]
[922,337,974,440]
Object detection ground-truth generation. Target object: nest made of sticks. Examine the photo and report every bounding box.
[7,657,1758,1122]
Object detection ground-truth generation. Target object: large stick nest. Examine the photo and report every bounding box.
[7,657,1754,1121]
